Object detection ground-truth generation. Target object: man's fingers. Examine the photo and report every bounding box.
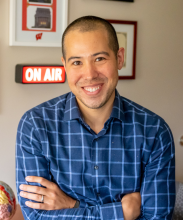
[25,176,55,188]
[19,184,47,196]
[20,191,44,203]
[25,201,50,210]
[19,176,72,210]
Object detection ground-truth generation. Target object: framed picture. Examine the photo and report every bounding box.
[9,0,68,47]
[107,20,137,79]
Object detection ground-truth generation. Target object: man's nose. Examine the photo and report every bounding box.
[83,61,99,80]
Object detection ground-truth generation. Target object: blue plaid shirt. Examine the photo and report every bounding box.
[16,90,175,220]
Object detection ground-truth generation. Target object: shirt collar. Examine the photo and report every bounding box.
[109,89,125,122]
[63,92,82,121]
[63,89,125,122]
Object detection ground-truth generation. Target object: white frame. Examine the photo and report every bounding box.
[9,0,68,47]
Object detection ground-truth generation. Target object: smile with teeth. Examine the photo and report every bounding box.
[84,86,101,92]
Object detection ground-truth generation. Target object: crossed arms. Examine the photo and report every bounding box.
[16,113,175,220]
[19,176,141,220]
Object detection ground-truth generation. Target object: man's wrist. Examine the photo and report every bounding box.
[68,197,77,208]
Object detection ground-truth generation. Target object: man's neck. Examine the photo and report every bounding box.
[76,92,115,134]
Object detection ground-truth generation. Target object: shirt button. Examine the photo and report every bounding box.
[95,138,99,141]
[97,193,100,197]
[94,165,99,170]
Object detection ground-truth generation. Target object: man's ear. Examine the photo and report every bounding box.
[61,57,66,69]
[117,47,124,70]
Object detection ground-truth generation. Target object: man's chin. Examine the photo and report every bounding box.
[75,87,115,110]
[78,98,108,110]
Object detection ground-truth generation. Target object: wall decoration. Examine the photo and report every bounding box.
[15,64,65,83]
[107,20,137,79]
[9,0,68,47]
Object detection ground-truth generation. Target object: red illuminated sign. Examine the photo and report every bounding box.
[15,65,65,84]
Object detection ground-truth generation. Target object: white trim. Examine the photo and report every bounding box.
[9,0,68,47]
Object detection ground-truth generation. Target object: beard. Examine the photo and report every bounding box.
[75,77,117,109]
[77,88,114,109]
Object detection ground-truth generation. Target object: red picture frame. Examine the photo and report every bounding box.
[107,20,137,79]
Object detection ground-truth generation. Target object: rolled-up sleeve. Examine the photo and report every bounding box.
[139,121,175,219]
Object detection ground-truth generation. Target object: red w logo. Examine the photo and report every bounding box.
[36,33,43,41]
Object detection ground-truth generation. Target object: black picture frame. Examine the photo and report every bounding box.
[28,0,52,3]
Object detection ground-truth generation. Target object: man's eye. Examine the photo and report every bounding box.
[96,57,105,62]
[73,61,81,66]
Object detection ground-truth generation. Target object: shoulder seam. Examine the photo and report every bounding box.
[121,96,165,122]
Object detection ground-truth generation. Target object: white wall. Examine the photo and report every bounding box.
[0,0,183,200]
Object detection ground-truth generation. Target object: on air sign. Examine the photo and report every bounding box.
[15,65,65,84]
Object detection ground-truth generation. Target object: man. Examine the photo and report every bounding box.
[16,16,175,220]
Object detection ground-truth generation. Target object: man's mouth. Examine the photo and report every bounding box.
[82,84,103,95]
[83,85,101,92]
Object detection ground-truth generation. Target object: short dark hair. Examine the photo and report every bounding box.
[62,16,119,60]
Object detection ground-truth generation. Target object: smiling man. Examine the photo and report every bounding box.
[16,16,175,220]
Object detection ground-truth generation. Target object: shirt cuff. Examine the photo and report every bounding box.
[73,200,80,208]
[78,198,87,208]
[99,202,124,220]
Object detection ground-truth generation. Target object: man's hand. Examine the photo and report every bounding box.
[19,176,76,210]
[121,192,141,220]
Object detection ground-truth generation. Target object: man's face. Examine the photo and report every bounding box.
[62,28,124,109]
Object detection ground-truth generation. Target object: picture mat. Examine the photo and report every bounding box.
[112,23,134,76]
[26,6,53,31]
[117,32,127,67]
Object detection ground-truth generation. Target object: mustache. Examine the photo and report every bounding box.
[77,77,107,87]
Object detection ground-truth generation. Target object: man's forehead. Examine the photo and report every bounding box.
[65,27,108,42]
[65,30,110,55]
[63,26,112,61]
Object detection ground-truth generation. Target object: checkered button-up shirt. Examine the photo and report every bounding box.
[16,90,175,220]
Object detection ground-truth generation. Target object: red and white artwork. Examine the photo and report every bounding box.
[22,0,57,32]
[9,0,68,47]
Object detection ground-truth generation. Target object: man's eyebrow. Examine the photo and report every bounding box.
[67,51,110,62]
[92,51,110,57]
[68,56,81,62]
